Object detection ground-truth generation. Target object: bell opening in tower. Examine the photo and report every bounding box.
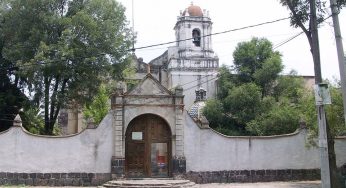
[192,29,201,47]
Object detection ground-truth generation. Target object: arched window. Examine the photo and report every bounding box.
[192,29,201,47]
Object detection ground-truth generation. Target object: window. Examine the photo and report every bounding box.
[192,29,201,47]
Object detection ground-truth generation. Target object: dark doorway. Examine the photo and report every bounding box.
[125,114,172,178]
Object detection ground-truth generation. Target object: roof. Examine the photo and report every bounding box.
[182,3,203,17]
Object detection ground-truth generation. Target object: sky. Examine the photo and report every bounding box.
[117,0,346,80]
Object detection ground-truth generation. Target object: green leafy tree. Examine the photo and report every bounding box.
[224,83,262,125]
[273,70,305,102]
[83,84,110,125]
[216,65,236,99]
[233,38,283,96]
[280,0,346,49]
[280,1,346,186]
[0,76,28,131]
[203,99,225,127]
[300,82,346,137]
[1,0,132,134]
[0,1,28,131]
[204,37,305,136]
[247,98,301,136]
[19,106,45,134]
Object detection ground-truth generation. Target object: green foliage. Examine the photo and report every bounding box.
[216,65,235,99]
[232,38,283,96]
[19,107,45,134]
[1,0,132,134]
[0,75,28,132]
[203,99,225,127]
[83,84,110,125]
[204,37,306,136]
[280,0,346,29]
[326,86,346,136]
[300,83,346,139]
[279,0,346,57]
[247,99,301,136]
[273,70,305,102]
[224,83,262,125]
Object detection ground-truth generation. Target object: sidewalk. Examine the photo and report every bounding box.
[197,181,321,188]
[0,181,321,188]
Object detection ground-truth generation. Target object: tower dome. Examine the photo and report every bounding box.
[183,3,203,17]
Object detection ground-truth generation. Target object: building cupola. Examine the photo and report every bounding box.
[195,88,206,102]
[188,87,209,128]
[182,3,203,17]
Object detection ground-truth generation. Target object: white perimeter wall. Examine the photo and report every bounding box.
[184,112,346,171]
[0,113,114,173]
[1,111,346,174]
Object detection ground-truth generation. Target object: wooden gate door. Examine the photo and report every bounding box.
[125,114,171,178]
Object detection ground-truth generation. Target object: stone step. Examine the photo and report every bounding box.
[101,179,196,188]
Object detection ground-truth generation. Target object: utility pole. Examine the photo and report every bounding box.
[330,0,346,124]
[310,0,331,187]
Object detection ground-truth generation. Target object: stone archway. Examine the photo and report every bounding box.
[125,114,172,178]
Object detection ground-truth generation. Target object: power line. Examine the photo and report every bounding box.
[0,16,291,72]
[273,32,304,49]
[273,14,333,50]
[132,17,290,51]
[2,13,334,72]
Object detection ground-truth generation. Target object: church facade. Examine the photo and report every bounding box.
[1,3,346,186]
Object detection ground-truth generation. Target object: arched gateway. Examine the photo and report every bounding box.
[110,74,186,179]
[125,114,172,178]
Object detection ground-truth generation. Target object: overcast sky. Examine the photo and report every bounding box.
[117,0,346,80]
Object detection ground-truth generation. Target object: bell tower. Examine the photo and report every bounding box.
[174,3,214,58]
[167,3,219,108]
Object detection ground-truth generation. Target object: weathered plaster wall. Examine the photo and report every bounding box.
[0,113,114,173]
[184,112,346,172]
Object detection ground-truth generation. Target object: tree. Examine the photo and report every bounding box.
[246,98,301,136]
[280,1,346,187]
[224,83,262,125]
[0,1,27,131]
[301,81,346,138]
[204,38,304,136]
[83,84,110,125]
[1,0,133,134]
[280,0,346,49]
[233,38,283,96]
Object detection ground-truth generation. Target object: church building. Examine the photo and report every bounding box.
[1,3,346,186]
[132,3,219,108]
[111,3,218,178]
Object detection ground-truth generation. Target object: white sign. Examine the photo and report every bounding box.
[314,84,332,105]
[132,132,143,140]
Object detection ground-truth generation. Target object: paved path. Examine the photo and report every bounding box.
[0,181,321,188]
[0,181,322,188]
[196,181,321,188]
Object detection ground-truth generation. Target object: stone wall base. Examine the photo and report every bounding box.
[0,172,110,186]
[111,157,125,179]
[185,169,321,184]
[172,156,186,178]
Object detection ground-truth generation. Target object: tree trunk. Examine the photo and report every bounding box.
[44,76,50,134]
[326,119,341,188]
